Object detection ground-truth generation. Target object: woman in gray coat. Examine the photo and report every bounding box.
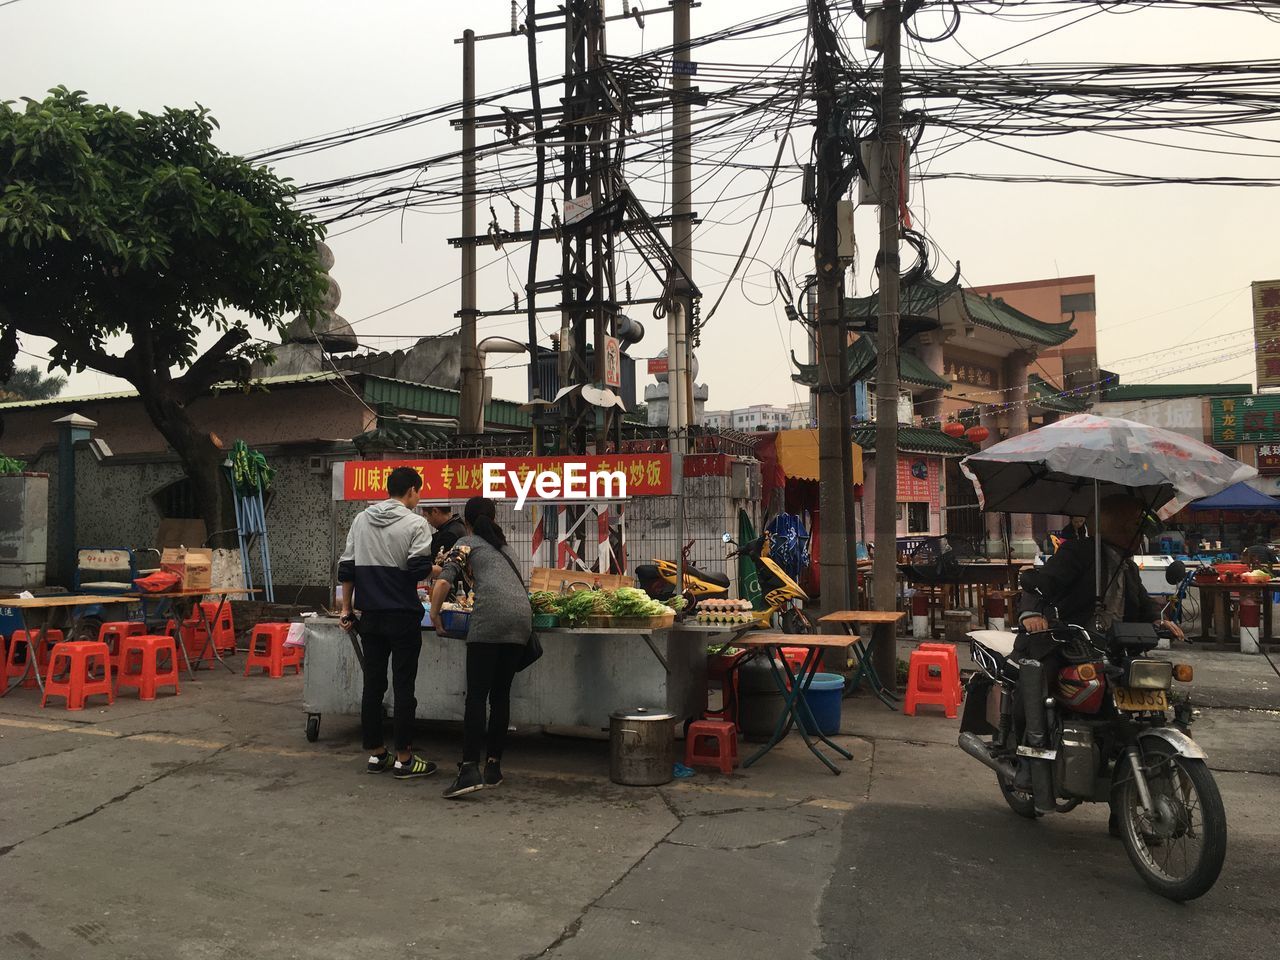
[429,496,532,798]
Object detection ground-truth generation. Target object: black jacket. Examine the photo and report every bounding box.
[429,516,467,565]
[1019,538,1159,629]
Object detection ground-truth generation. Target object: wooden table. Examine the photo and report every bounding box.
[819,610,906,710]
[733,632,859,775]
[1,594,138,695]
[1194,581,1277,643]
[129,588,261,678]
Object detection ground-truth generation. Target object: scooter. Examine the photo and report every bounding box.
[723,531,814,634]
[635,540,731,605]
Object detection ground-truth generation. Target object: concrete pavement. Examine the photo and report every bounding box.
[0,644,1276,960]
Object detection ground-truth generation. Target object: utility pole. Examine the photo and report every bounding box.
[812,0,853,615]
[671,0,694,447]
[871,0,904,688]
[458,28,483,436]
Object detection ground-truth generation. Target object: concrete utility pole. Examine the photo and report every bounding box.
[812,0,854,614]
[671,0,694,448]
[458,28,484,435]
[871,0,904,688]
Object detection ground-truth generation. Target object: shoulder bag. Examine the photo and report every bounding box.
[497,548,544,672]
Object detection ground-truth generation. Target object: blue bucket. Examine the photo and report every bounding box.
[799,673,845,736]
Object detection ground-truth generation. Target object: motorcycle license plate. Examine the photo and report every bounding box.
[1113,687,1168,712]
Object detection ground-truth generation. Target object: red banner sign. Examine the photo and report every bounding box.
[897,456,941,510]
[341,455,673,501]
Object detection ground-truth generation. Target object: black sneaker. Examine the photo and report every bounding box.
[443,762,485,799]
[367,752,394,774]
[393,754,439,780]
[483,759,503,787]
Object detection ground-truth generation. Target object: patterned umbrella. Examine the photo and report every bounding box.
[960,414,1255,519]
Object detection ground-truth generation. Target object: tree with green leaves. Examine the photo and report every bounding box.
[0,364,66,401]
[0,87,326,542]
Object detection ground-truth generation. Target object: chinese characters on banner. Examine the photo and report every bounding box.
[896,457,941,510]
[1254,279,1280,388]
[341,455,673,501]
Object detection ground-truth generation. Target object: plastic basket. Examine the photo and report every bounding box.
[438,609,470,639]
[532,613,561,630]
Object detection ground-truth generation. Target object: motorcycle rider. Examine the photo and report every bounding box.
[1015,494,1184,817]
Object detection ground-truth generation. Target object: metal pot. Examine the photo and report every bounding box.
[609,707,675,786]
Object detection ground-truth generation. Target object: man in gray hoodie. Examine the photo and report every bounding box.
[338,466,438,779]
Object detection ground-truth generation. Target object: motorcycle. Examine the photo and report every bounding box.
[635,532,814,633]
[722,531,814,634]
[957,561,1227,901]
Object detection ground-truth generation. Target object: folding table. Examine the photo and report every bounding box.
[818,610,906,710]
[1,594,137,695]
[733,632,858,775]
[129,588,260,679]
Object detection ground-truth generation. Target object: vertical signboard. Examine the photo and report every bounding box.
[1253,279,1280,388]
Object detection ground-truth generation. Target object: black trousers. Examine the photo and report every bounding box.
[464,643,525,763]
[359,612,424,753]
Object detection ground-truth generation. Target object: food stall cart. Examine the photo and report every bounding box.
[301,619,710,742]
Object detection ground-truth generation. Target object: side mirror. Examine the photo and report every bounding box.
[1165,560,1187,585]
[722,532,734,544]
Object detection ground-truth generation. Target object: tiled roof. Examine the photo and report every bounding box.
[789,341,950,391]
[849,425,976,456]
[1028,373,1089,414]
[846,272,1076,348]
[1099,383,1252,401]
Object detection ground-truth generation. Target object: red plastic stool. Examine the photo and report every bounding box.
[4,629,65,689]
[98,622,146,672]
[903,647,960,718]
[685,719,739,774]
[115,635,181,701]
[705,652,742,724]
[245,623,302,678]
[42,641,114,711]
[198,602,236,653]
[180,617,213,664]
[917,642,963,702]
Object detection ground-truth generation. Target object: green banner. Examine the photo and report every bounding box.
[738,509,764,610]
[1211,395,1280,445]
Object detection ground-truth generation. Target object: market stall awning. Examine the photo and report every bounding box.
[775,429,863,484]
[1189,482,1280,511]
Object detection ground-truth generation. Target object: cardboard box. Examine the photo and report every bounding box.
[162,547,213,591]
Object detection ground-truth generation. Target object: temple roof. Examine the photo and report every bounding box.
[790,339,950,391]
[846,271,1077,348]
[849,425,976,457]
[1028,373,1089,414]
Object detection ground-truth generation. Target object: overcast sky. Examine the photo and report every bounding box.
[4,0,1280,412]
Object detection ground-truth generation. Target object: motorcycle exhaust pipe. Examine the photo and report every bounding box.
[957,732,1018,782]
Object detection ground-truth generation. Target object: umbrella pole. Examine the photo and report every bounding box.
[1095,479,1103,617]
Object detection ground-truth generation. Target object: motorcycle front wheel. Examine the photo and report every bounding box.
[780,606,814,634]
[1115,742,1227,901]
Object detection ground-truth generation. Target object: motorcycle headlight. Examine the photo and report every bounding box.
[1126,659,1173,690]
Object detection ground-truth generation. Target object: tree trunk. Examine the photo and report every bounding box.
[141,390,236,548]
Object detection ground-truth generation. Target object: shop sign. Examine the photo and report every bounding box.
[1258,444,1280,475]
[341,455,673,503]
[896,457,941,510]
[1252,279,1280,388]
[1210,395,1280,444]
[604,336,621,388]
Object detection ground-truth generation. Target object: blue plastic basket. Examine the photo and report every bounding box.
[438,609,470,639]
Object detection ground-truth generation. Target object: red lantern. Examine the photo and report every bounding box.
[965,425,990,444]
[942,421,965,438]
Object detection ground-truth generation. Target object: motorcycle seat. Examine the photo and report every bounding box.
[969,630,1020,681]
[685,565,731,589]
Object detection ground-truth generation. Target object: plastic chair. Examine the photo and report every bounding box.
[98,622,146,672]
[705,652,741,724]
[115,635,181,701]
[4,629,64,689]
[42,641,114,711]
[685,719,739,774]
[244,624,302,678]
[917,642,963,702]
[198,602,236,653]
[903,647,961,719]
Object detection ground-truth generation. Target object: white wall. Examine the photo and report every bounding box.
[1092,398,1204,439]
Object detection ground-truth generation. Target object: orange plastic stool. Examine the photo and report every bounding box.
[918,642,963,702]
[903,648,961,718]
[42,641,114,711]
[5,629,65,689]
[115,635,181,701]
[685,719,739,774]
[98,622,146,672]
[244,623,302,678]
[180,617,213,664]
[198,602,236,653]
[705,653,741,724]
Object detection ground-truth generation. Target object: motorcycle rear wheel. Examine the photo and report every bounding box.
[781,607,814,634]
[998,774,1041,819]
[1115,743,1227,901]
